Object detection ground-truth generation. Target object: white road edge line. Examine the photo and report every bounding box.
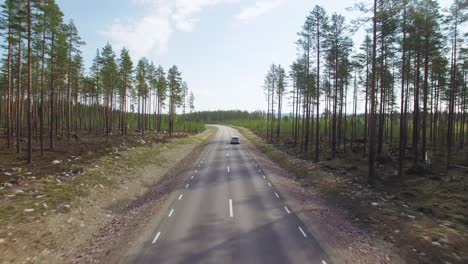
[275,192,280,199]
[229,199,233,217]
[268,182,272,187]
[298,227,308,238]
[152,232,161,244]
[185,183,190,189]
[178,194,183,200]
[168,209,174,217]
[284,206,290,214]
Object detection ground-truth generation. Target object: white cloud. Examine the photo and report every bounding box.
[103,2,173,58]
[102,0,238,58]
[236,0,283,24]
[173,0,221,32]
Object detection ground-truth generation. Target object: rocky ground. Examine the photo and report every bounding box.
[0,128,215,264]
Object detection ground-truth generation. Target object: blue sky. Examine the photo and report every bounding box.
[56,0,454,112]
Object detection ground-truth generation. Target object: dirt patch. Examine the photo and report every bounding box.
[0,128,215,264]
[234,126,468,264]
[0,131,188,186]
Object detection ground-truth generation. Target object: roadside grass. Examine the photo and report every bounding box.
[235,126,328,181]
[0,127,213,226]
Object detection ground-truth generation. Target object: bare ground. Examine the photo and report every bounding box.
[0,128,215,263]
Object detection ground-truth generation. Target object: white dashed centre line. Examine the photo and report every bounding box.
[191,175,194,180]
[185,183,190,189]
[284,206,290,214]
[195,170,198,173]
[227,166,230,173]
[168,209,174,217]
[262,175,266,179]
[152,232,161,244]
[298,227,308,238]
[178,194,183,200]
[268,182,272,187]
[229,199,233,217]
[321,260,328,264]
[275,192,280,199]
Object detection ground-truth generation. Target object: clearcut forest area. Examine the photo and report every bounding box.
[0,0,468,264]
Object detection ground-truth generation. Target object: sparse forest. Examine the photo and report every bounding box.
[203,0,468,183]
[0,0,201,167]
[281,0,468,182]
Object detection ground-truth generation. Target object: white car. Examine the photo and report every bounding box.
[230,136,240,144]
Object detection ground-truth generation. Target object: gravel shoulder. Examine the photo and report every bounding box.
[0,128,215,264]
[234,126,405,264]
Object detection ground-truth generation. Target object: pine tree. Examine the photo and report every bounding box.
[167,65,182,136]
[368,0,378,185]
[155,65,167,132]
[118,48,133,135]
[276,65,286,142]
[135,58,148,134]
[64,20,84,142]
[100,43,118,140]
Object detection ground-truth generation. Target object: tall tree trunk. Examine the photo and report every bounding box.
[16,33,22,154]
[413,51,421,165]
[399,3,407,177]
[448,7,458,170]
[276,91,282,142]
[332,55,338,159]
[27,0,32,163]
[363,40,370,157]
[315,22,321,162]
[378,33,385,155]
[67,36,72,142]
[50,32,55,150]
[422,19,431,162]
[368,0,378,185]
[266,84,270,140]
[6,22,12,149]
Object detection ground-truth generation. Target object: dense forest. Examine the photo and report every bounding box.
[218,0,468,185]
[0,0,199,164]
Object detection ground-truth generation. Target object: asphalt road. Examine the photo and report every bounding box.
[127,125,331,264]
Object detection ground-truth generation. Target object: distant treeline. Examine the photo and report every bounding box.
[193,110,264,122]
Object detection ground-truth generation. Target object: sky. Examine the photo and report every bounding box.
[56,0,455,112]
